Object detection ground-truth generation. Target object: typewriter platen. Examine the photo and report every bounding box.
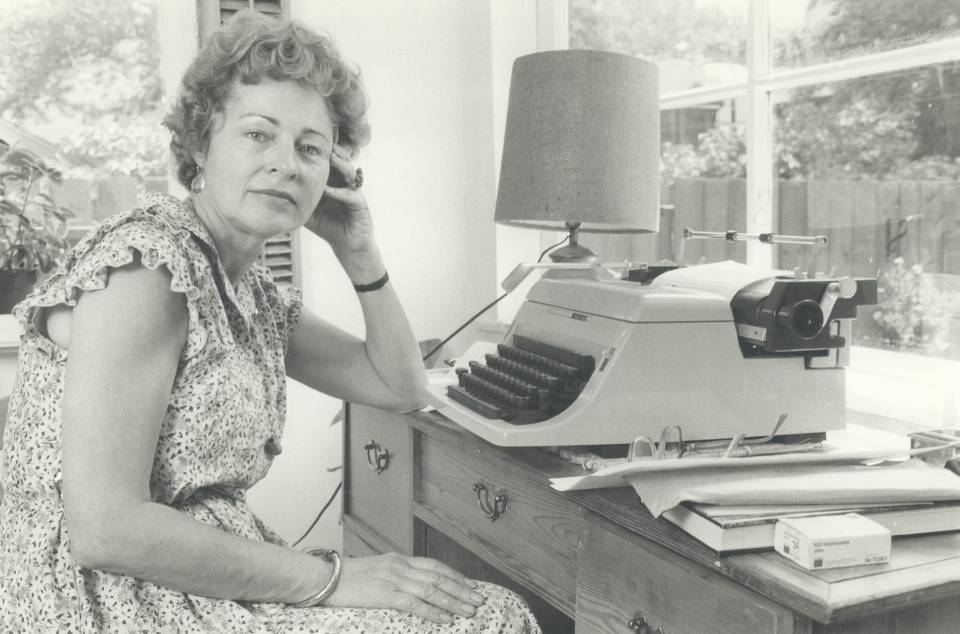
[426,261,877,447]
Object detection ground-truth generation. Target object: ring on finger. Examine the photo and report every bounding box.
[352,167,364,189]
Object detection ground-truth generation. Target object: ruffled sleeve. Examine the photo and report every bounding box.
[13,205,212,363]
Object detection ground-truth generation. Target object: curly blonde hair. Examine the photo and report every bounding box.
[163,9,370,188]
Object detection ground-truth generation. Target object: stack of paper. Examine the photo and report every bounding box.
[548,426,960,552]
[665,498,960,553]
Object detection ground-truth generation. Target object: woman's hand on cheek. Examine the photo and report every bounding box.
[305,146,374,258]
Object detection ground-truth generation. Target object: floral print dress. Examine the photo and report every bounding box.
[0,193,540,633]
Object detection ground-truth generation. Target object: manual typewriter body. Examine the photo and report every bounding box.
[427,261,877,447]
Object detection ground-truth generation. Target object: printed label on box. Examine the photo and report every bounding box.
[774,513,891,570]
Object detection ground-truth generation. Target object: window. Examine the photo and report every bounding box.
[772,0,960,69]
[567,0,960,430]
[0,0,166,236]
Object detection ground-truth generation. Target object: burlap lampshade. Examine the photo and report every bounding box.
[494,49,660,234]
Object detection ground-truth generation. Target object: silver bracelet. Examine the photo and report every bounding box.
[291,548,342,608]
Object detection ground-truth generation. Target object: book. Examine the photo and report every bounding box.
[663,500,960,553]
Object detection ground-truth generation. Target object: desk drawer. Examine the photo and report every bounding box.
[345,404,414,554]
[415,429,582,616]
[576,515,795,634]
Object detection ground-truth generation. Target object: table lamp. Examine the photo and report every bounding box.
[494,49,660,264]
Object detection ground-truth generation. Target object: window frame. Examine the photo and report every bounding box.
[547,0,960,431]
[657,2,960,269]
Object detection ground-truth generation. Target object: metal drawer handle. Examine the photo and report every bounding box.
[363,440,390,474]
[472,482,508,521]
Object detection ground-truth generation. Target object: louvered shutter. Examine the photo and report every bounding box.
[261,232,299,286]
[197,0,300,288]
[198,0,288,36]
[218,0,286,22]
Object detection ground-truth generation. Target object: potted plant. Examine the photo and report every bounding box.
[0,141,73,312]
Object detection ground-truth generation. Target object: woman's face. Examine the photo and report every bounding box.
[194,78,334,241]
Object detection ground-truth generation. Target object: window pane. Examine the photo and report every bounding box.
[569,0,747,93]
[659,100,748,265]
[771,65,960,360]
[0,0,165,233]
[774,0,960,70]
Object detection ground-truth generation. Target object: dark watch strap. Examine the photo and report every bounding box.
[353,270,389,293]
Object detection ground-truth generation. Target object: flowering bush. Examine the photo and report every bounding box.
[871,257,959,355]
[660,124,745,181]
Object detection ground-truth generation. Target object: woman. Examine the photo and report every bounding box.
[0,9,541,633]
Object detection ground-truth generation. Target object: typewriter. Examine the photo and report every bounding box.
[426,260,877,448]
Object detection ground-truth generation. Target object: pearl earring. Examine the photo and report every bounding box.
[190,165,205,193]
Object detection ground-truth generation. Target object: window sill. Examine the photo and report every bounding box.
[847,345,960,433]
[0,315,19,352]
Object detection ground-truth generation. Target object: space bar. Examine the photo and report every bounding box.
[447,385,504,420]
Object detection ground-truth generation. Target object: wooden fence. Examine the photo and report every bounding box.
[651,178,960,278]
[54,176,168,232]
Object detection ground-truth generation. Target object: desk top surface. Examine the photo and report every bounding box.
[409,409,960,624]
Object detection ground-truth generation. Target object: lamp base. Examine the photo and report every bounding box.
[548,222,598,263]
[548,243,599,263]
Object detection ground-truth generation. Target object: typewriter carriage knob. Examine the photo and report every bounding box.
[777,298,823,340]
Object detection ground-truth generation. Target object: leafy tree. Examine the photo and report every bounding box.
[774,86,920,180]
[811,0,960,63]
[569,0,745,65]
[0,0,165,180]
[629,0,960,183]
[772,0,960,178]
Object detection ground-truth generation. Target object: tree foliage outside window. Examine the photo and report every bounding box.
[778,0,960,68]
[571,0,960,184]
[568,0,745,67]
[0,0,165,181]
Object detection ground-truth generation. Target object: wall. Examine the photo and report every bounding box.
[245,1,516,550]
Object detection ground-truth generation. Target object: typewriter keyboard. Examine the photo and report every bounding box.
[446,334,595,424]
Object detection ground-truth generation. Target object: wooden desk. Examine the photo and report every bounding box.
[343,404,960,633]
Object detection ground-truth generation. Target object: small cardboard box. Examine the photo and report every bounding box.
[774,513,891,570]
